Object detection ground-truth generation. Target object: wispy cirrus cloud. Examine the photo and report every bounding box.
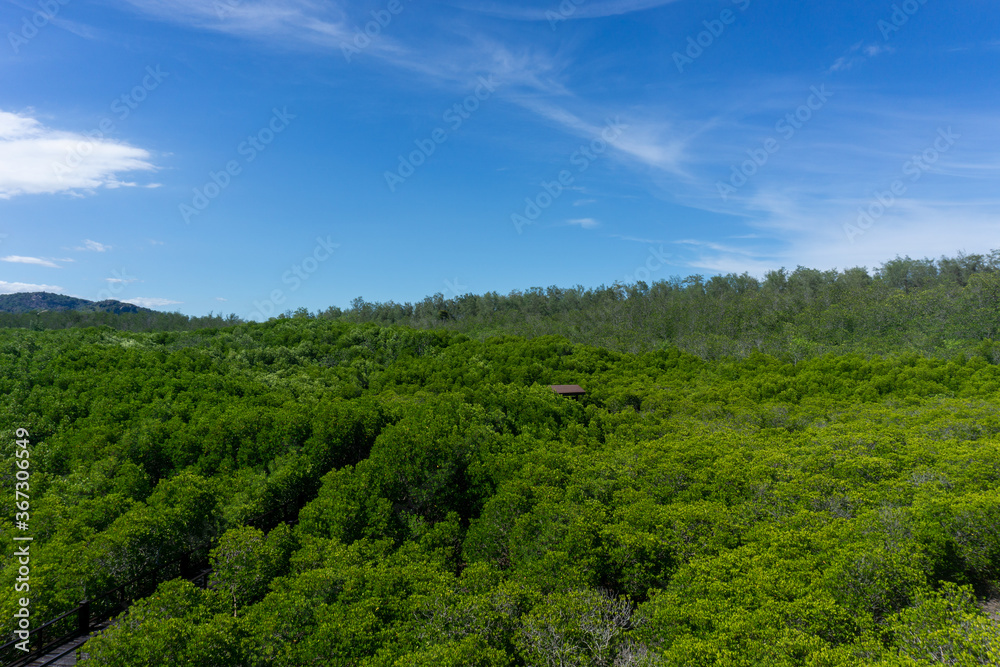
[119,0,385,57]
[0,111,157,198]
[123,0,683,39]
[6,0,97,40]
[653,76,1000,276]
[2,255,63,268]
[453,0,683,21]
[75,239,111,252]
[611,234,666,244]
[516,98,689,173]
[117,1,692,176]
[828,42,894,73]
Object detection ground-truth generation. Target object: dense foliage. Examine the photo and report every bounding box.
[5,252,1000,364]
[326,251,1000,359]
[1,282,998,665]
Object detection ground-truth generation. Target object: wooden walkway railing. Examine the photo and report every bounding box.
[1,498,302,667]
[0,553,213,667]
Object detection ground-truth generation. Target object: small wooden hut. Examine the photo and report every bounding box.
[549,384,586,399]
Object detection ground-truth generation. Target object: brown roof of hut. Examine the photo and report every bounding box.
[549,384,586,397]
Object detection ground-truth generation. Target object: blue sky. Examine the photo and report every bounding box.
[1,0,998,318]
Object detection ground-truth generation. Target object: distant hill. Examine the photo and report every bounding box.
[0,291,153,315]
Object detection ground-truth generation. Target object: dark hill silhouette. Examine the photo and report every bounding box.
[0,291,153,315]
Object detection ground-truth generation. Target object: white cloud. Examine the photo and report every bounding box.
[657,83,1000,278]
[519,99,688,174]
[1,255,62,268]
[670,184,1000,279]
[865,44,893,58]
[0,281,64,293]
[0,110,157,198]
[827,57,853,73]
[828,42,893,73]
[77,239,111,252]
[567,217,599,229]
[122,297,182,308]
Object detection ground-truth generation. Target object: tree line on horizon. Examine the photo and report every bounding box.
[323,250,1000,358]
[2,250,999,363]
